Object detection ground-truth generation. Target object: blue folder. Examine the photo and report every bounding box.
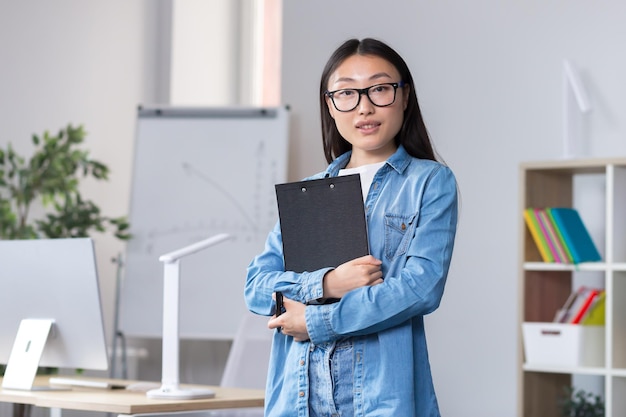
[548,207,601,263]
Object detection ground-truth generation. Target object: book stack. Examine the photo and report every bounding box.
[523,207,602,264]
[553,286,605,325]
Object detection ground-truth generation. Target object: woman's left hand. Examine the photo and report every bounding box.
[268,294,309,342]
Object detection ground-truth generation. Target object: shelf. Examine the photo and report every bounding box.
[524,262,626,271]
[520,157,626,173]
[523,364,607,376]
[523,262,608,271]
[612,263,626,271]
[610,369,626,378]
[519,158,626,417]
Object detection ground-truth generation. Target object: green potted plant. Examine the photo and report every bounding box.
[0,124,130,386]
[0,124,130,240]
[559,386,605,417]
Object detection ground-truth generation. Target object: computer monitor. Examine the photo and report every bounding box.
[0,238,109,389]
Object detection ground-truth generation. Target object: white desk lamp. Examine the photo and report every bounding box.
[147,233,232,400]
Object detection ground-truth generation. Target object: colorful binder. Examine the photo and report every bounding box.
[549,208,601,263]
[554,286,601,324]
[570,288,600,324]
[581,290,606,325]
[535,209,565,263]
[546,208,575,263]
[540,209,572,263]
[523,208,554,262]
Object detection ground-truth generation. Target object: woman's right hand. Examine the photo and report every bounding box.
[322,255,383,299]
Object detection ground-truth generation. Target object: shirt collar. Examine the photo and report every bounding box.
[325,145,411,176]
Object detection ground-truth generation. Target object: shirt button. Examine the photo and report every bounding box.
[299,360,305,366]
[299,391,305,397]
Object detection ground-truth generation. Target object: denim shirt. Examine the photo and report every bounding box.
[245,145,458,417]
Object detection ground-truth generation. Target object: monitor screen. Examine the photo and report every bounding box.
[0,238,109,372]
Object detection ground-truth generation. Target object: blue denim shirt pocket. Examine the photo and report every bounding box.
[384,212,418,260]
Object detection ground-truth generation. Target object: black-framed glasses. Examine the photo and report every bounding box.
[325,81,405,112]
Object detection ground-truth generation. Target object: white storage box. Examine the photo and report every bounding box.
[522,322,605,367]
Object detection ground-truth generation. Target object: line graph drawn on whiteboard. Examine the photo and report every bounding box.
[120,106,289,339]
[136,140,279,256]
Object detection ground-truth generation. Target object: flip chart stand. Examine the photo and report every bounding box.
[147,234,231,400]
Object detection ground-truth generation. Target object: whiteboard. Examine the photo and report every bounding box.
[119,106,289,339]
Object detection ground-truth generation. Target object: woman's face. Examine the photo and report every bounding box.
[326,54,408,165]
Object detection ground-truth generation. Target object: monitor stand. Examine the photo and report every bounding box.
[2,319,55,390]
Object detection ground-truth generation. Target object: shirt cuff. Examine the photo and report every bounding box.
[299,267,333,303]
[305,302,337,345]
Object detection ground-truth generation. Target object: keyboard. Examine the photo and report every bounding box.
[48,377,128,390]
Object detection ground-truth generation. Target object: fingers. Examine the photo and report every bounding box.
[359,263,383,282]
[267,295,310,341]
[370,269,384,280]
[268,294,290,328]
[344,255,382,276]
[267,315,281,330]
[351,254,382,265]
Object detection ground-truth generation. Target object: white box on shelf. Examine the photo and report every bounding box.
[522,322,605,367]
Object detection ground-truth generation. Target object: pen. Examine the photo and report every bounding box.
[275,292,284,333]
[275,292,284,317]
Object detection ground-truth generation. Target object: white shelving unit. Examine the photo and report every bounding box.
[518,158,626,417]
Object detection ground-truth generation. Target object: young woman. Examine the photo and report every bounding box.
[245,38,458,417]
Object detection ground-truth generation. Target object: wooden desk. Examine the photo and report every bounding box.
[0,376,264,416]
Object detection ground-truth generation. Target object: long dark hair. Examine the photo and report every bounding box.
[319,38,437,164]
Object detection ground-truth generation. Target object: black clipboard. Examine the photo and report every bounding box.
[275,174,369,273]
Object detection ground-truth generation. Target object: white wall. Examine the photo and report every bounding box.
[168,0,269,106]
[0,0,165,358]
[170,0,240,105]
[282,1,626,416]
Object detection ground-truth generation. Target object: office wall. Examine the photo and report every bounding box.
[0,0,166,348]
[282,1,626,416]
[170,0,240,105]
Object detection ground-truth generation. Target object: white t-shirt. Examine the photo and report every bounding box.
[339,161,386,202]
